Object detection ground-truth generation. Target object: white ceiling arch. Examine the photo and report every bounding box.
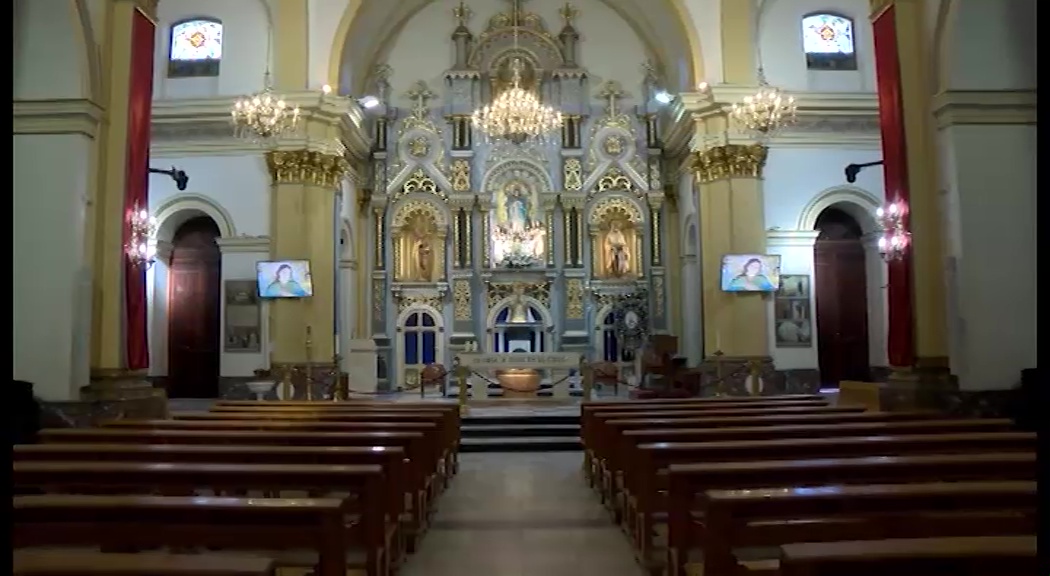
[330,0,703,96]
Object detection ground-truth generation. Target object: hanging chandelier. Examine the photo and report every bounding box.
[126,202,157,269]
[231,72,301,144]
[875,200,911,262]
[730,69,797,138]
[472,58,563,144]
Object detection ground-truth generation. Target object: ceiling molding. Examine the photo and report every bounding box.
[932,89,1036,129]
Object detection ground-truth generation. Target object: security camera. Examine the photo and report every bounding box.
[844,164,860,184]
[173,169,189,191]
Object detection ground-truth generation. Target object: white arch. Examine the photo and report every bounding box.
[593,304,616,329]
[485,296,553,328]
[796,185,881,235]
[396,304,444,329]
[339,217,354,260]
[682,215,699,256]
[153,193,236,242]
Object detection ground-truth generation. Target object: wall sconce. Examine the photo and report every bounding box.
[127,202,157,269]
[875,200,910,262]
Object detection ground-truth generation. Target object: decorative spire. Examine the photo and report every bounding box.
[506,0,528,26]
[595,80,625,116]
[405,81,436,120]
[558,3,579,27]
[453,1,473,28]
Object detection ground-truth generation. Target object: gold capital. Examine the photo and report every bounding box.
[691,144,768,183]
[265,150,350,188]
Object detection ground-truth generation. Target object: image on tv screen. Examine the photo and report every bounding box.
[256,260,313,298]
[720,254,781,292]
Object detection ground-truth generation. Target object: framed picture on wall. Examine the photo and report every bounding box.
[224,280,262,353]
[775,275,813,348]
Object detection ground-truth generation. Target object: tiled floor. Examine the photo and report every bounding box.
[401,452,645,576]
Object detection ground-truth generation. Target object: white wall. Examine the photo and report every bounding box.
[764,146,887,372]
[760,0,877,93]
[14,134,94,400]
[217,239,271,377]
[148,155,270,235]
[939,124,1036,390]
[152,0,271,99]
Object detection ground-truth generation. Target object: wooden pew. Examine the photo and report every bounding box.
[776,535,1038,576]
[102,419,445,506]
[608,418,1016,510]
[37,428,432,544]
[581,398,829,460]
[207,403,462,476]
[14,549,277,576]
[171,410,456,484]
[13,443,411,558]
[13,493,367,576]
[14,463,386,575]
[629,432,1035,567]
[665,453,1037,576]
[698,481,1037,576]
[591,411,947,499]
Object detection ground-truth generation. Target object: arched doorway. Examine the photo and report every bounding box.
[814,207,870,385]
[167,216,221,398]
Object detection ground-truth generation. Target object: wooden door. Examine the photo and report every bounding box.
[814,209,870,386]
[167,217,221,398]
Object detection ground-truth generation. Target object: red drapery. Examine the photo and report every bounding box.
[123,9,156,370]
[872,5,914,368]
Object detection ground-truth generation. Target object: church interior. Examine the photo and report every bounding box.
[12,0,1038,574]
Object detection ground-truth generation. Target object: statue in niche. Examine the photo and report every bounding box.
[605,220,631,277]
[504,181,532,230]
[492,179,545,268]
[405,216,438,282]
[507,283,531,323]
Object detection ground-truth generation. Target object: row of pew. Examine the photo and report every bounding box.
[13,400,461,576]
[580,394,1037,576]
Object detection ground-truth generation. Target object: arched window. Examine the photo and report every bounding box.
[801,13,858,71]
[492,306,546,353]
[168,18,223,78]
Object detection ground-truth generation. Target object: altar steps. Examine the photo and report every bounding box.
[460,414,581,453]
[445,383,584,398]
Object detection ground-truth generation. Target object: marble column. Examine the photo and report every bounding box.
[679,253,702,364]
[693,136,774,393]
[266,149,348,398]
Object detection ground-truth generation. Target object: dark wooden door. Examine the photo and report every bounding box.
[167,217,221,398]
[814,209,870,386]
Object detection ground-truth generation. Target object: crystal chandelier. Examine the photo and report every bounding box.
[730,69,797,138]
[875,200,911,262]
[231,72,301,144]
[472,58,562,144]
[126,203,157,269]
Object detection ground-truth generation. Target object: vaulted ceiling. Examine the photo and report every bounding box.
[336,0,699,94]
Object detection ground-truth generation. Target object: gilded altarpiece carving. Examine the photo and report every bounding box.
[365,0,670,389]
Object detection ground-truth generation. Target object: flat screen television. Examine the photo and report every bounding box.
[720,254,781,292]
[256,260,313,298]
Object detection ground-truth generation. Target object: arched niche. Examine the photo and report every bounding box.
[154,193,236,243]
[389,197,449,282]
[796,186,880,236]
[486,295,553,354]
[587,194,646,279]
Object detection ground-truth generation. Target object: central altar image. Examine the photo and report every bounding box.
[365,0,671,395]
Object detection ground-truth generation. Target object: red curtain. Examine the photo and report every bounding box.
[123,9,156,370]
[872,5,914,368]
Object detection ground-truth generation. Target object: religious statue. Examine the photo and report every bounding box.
[410,219,436,281]
[605,220,631,277]
[505,182,531,230]
[507,283,530,323]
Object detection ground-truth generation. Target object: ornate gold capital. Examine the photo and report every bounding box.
[265,150,350,188]
[691,144,768,184]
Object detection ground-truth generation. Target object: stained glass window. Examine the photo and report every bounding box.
[168,18,223,78]
[801,13,858,71]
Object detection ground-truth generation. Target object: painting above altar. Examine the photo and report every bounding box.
[491,179,545,268]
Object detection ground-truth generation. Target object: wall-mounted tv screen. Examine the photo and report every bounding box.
[256,260,313,298]
[720,254,781,292]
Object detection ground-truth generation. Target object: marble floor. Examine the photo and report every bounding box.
[401,452,644,576]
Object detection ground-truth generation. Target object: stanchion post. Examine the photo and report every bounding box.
[454,358,469,415]
[280,368,293,402]
[580,357,593,402]
[746,358,762,396]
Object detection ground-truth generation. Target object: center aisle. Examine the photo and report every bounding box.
[401,452,645,576]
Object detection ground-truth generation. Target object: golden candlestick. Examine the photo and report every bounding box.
[455,359,469,415]
[280,368,293,402]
